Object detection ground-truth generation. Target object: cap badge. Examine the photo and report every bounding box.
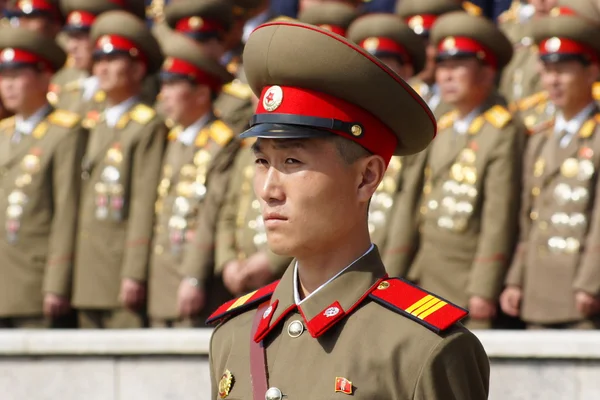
[1,48,15,62]
[263,85,283,112]
[408,15,424,34]
[545,37,561,53]
[442,36,456,51]
[320,24,332,32]
[335,377,353,395]
[69,11,81,24]
[324,306,340,317]
[189,16,204,30]
[218,370,234,398]
[363,37,379,52]
[18,0,33,14]
[163,57,173,70]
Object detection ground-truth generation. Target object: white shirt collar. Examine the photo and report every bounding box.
[293,243,375,305]
[427,84,441,112]
[15,104,51,134]
[178,113,211,146]
[453,107,481,134]
[104,96,138,128]
[554,102,596,137]
[82,76,99,101]
[242,10,270,43]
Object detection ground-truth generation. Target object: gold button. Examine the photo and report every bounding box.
[377,281,390,290]
[530,211,538,220]
[531,187,540,196]
[155,245,164,255]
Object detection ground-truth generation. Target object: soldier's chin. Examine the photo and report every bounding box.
[266,235,294,257]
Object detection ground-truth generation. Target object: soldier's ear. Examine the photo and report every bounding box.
[586,63,599,85]
[131,60,147,83]
[356,155,386,203]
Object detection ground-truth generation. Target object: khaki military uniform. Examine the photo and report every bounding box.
[48,67,88,111]
[406,99,525,327]
[0,108,86,327]
[409,78,453,119]
[72,103,167,329]
[507,106,600,326]
[215,144,291,281]
[148,116,240,326]
[498,3,541,106]
[515,91,555,134]
[215,66,255,134]
[209,249,489,400]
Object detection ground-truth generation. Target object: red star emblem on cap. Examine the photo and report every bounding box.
[265,92,275,103]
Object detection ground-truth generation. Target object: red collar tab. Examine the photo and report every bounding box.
[162,57,224,92]
[369,278,468,333]
[549,6,576,16]
[0,47,53,72]
[206,280,280,325]
[317,24,346,36]
[359,37,412,65]
[303,301,346,338]
[405,14,437,35]
[175,16,225,35]
[94,34,148,65]
[65,11,96,29]
[539,37,599,63]
[255,85,398,164]
[437,36,498,69]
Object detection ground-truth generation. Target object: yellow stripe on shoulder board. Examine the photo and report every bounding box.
[406,294,435,314]
[418,300,447,320]
[210,120,233,146]
[227,290,258,311]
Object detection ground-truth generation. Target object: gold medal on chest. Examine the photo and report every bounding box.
[218,369,234,398]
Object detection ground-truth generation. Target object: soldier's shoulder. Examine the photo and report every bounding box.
[129,103,158,125]
[207,119,235,147]
[369,278,468,334]
[0,116,15,132]
[47,109,81,129]
[221,79,253,101]
[437,110,459,131]
[515,91,548,112]
[484,104,513,129]
[206,281,279,326]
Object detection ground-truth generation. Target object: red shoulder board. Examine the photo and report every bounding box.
[206,280,279,325]
[369,278,468,333]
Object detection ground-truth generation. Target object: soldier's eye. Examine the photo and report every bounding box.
[255,158,268,166]
[285,158,300,164]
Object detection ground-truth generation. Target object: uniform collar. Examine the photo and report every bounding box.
[254,245,388,342]
[15,104,51,134]
[177,113,211,146]
[82,75,99,101]
[453,106,482,134]
[554,102,596,136]
[104,96,138,128]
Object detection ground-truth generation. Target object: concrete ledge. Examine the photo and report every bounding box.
[1,329,600,359]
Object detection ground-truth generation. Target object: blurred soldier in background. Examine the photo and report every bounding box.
[297,1,359,37]
[72,11,167,329]
[501,9,600,329]
[347,14,425,252]
[7,0,62,38]
[0,27,85,328]
[394,12,524,329]
[148,33,239,328]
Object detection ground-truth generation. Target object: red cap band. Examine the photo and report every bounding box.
[359,37,411,65]
[255,85,398,163]
[175,16,225,35]
[94,34,147,65]
[539,37,599,63]
[162,57,223,92]
[0,47,54,72]
[65,11,96,28]
[318,24,346,36]
[437,36,498,69]
[405,14,437,34]
[16,0,60,20]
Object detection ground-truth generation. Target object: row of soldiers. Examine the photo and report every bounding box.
[1,0,600,331]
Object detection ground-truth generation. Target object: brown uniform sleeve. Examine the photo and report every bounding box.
[43,126,87,296]
[382,152,427,277]
[181,139,240,285]
[121,119,167,281]
[413,330,490,400]
[467,122,524,300]
[573,160,600,295]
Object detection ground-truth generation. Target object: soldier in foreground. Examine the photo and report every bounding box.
[207,21,489,400]
[0,27,85,328]
[72,11,167,329]
[501,8,600,329]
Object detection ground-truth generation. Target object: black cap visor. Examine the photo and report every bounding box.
[239,123,335,140]
[540,53,591,65]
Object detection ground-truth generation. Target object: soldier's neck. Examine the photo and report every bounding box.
[296,230,372,299]
[561,97,595,121]
[179,106,211,129]
[16,97,48,120]
[106,87,140,107]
